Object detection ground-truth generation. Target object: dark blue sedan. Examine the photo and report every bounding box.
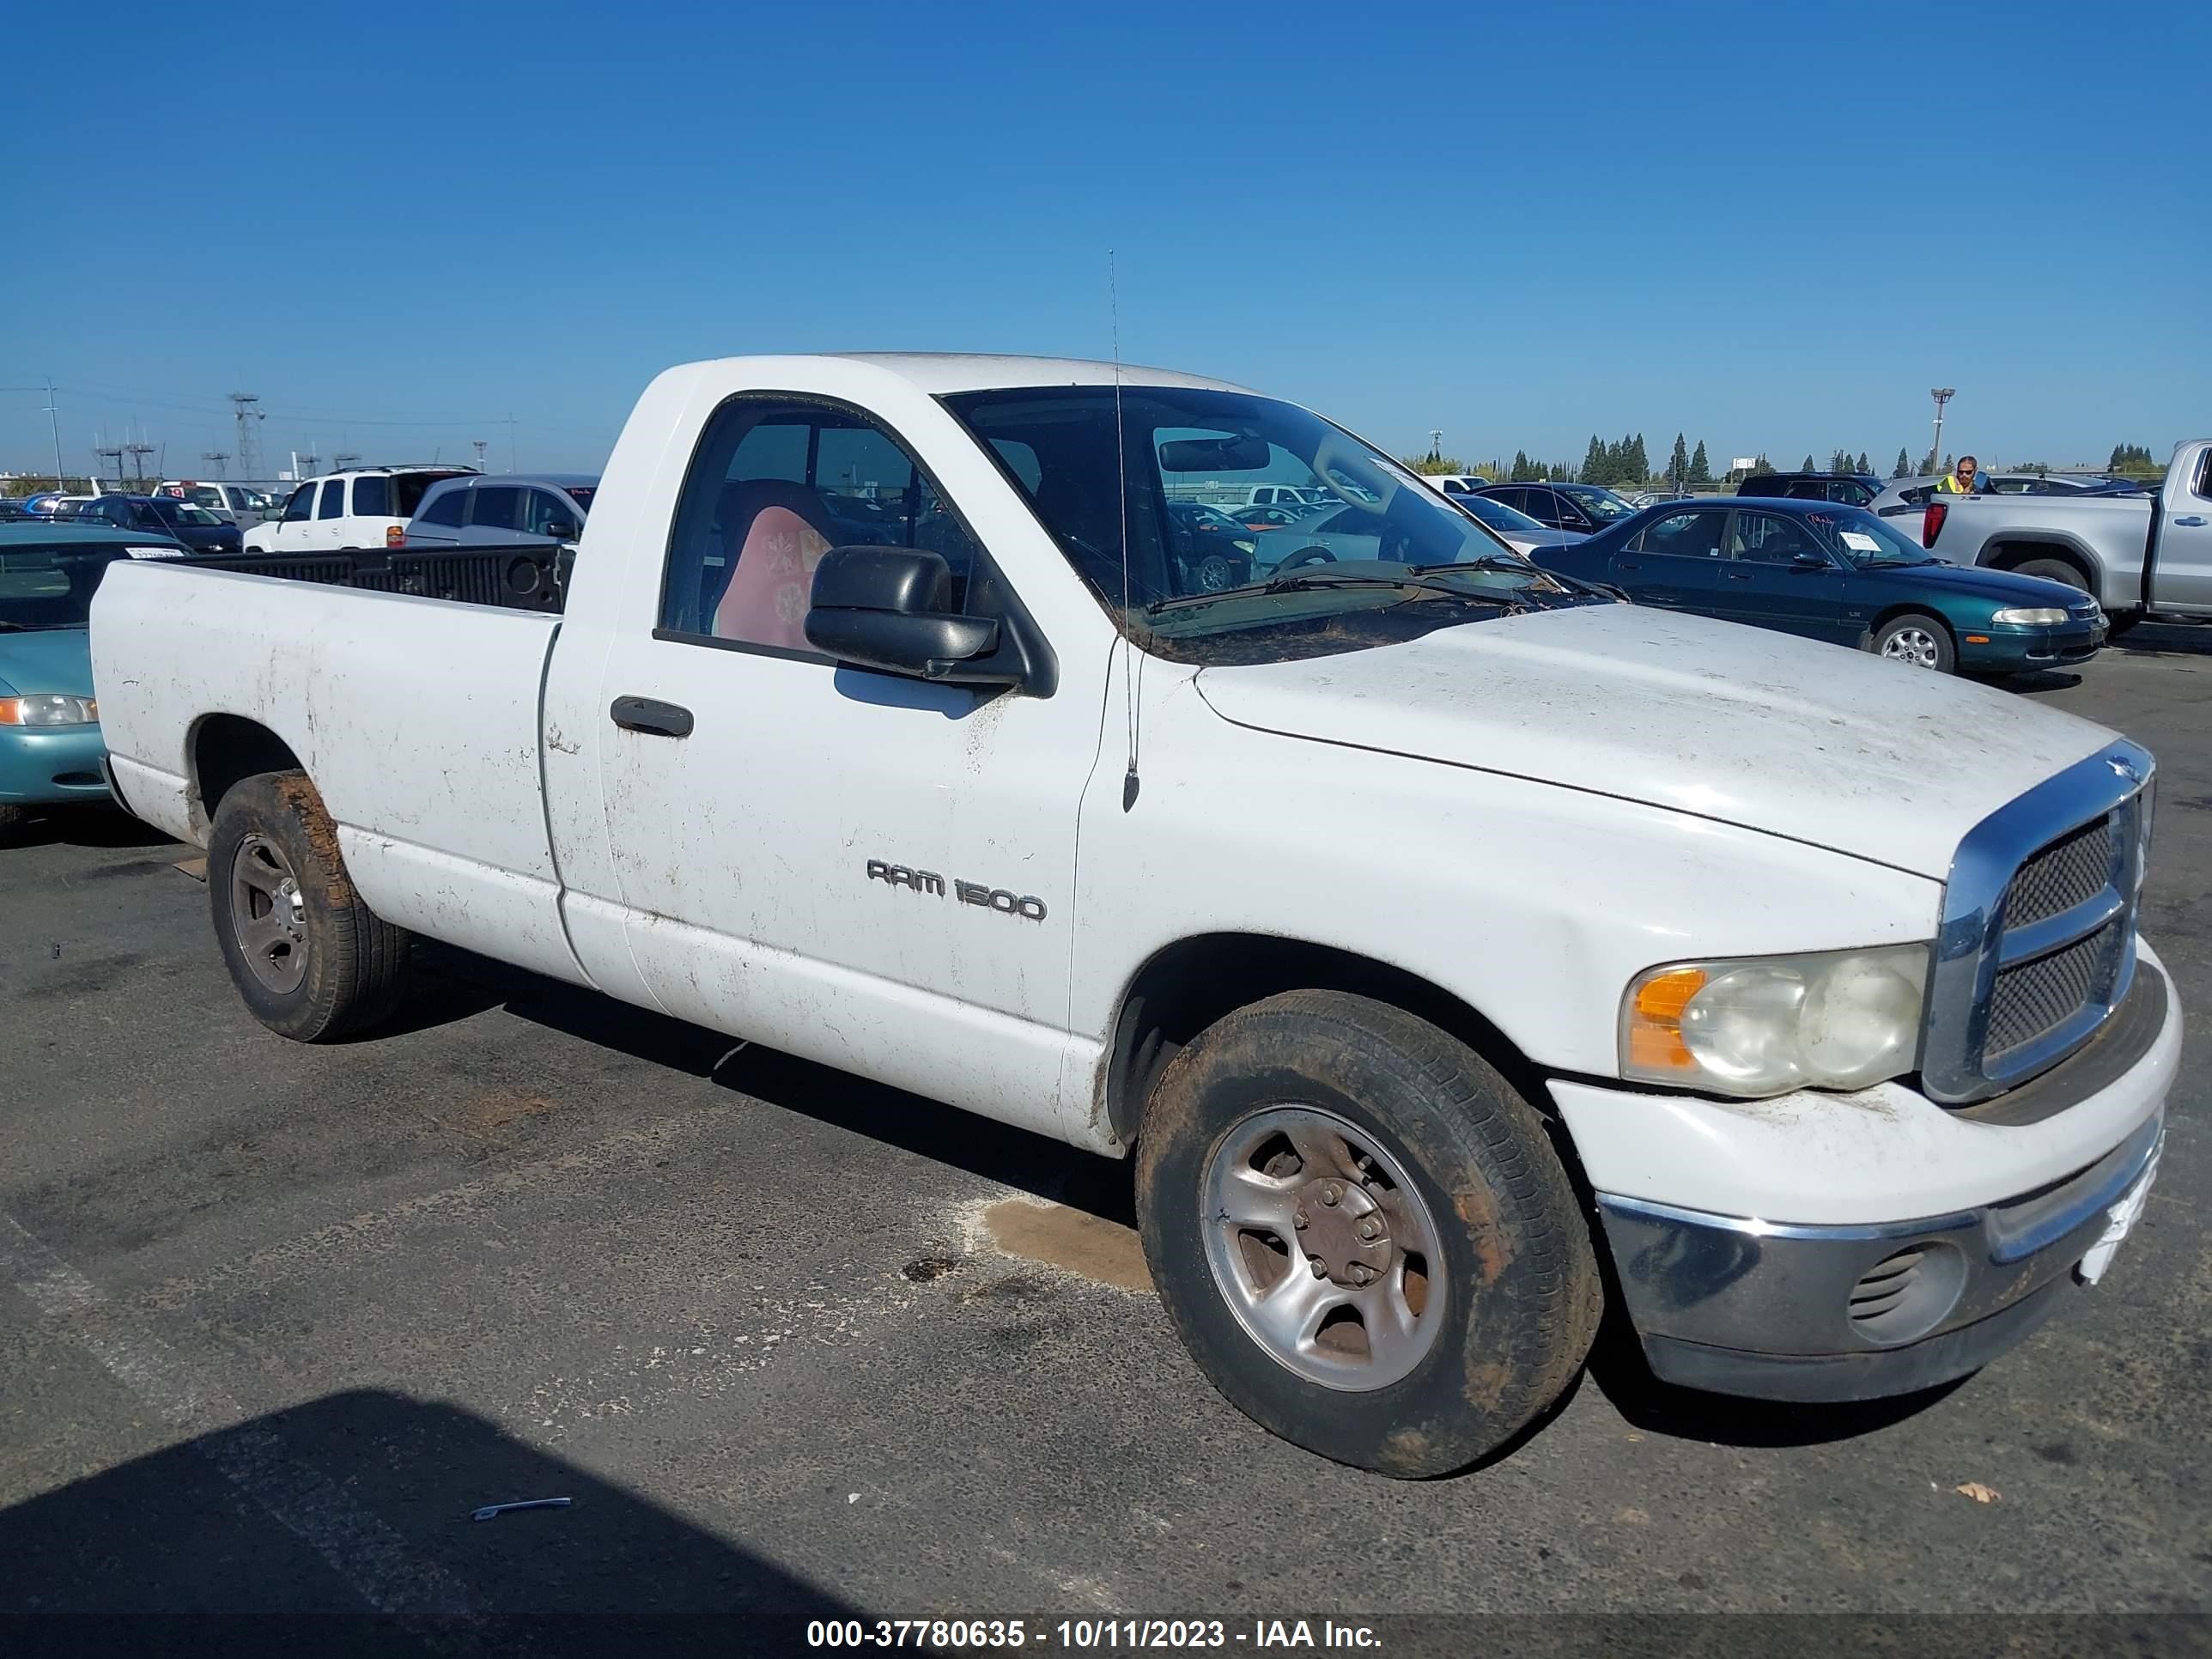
[1529,497,2105,675]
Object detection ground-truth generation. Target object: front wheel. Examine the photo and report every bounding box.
[208,771,411,1041]
[1870,612,1956,672]
[1134,991,1601,1477]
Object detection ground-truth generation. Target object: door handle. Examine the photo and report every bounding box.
[610,696,694,738]
[2176,515,2208,527]
[1615,560,1641,572]
[1726,569,1754,581]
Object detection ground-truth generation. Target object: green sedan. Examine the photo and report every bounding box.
[1530,496,2105,675]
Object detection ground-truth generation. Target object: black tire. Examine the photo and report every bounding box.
[2011,556,2091,596]
[1134,991,1601,1478]
[0,803,26,840]
[207,770,410,1042]
[1869,611,1957,673]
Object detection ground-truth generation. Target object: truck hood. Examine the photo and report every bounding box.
[0,627,94,699]
[1193,604,2117,879]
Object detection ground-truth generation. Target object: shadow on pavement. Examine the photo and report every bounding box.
[404,944,1138,1227]
[0,1387,856,1651]
[0,804,179,851]
[2114,620,2212,658]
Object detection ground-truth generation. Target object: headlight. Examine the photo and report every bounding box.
[1990,606,2069,626]
[0,694,99,726]
[1622,945,1928,1097]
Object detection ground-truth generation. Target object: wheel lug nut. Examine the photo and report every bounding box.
[1320,1183,1341,1206]
[1346,1263,1374,1286]
[1311,1260,1328,1279]
[1292,1211,1308,1231]
[1357,1218,1380,1240]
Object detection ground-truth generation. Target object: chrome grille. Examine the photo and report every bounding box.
[1921,744,2153,1106]
[1985,921,2124,1060]
[2001,815,2118,927]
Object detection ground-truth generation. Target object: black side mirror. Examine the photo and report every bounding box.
[1791,550,1830,570]
[805,546,1010,686]
[544,519,579,542]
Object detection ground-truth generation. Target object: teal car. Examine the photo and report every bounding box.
[0,523,186,832]
[1530,498,2106,675]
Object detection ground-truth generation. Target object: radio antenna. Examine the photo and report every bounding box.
[1112,250,1140,811]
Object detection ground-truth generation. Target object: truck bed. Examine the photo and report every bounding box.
[188,544,569,613]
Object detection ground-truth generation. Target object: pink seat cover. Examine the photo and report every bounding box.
[713,504,831,649]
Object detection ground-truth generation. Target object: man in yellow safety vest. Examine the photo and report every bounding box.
[1936,455,1986,493]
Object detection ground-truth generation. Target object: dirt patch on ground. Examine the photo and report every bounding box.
[978,1199,1153,1293]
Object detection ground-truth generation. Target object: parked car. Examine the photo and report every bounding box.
[1916,440,2212,634]
[1227,503,1319,534]
[1735,471,1884,506]
[404,474,600,549]
[1215,483,1332,511]
[73,494,241,554]
[1531,497,2106,674]
[94,352,2175,1479]
[1424,474,1488,497]
[246,466,478,554]
[0,524,174,831]
[156,480,282,526]
[1163,501,1257,592]
[1472,481,1640,534]
[1442,490,1589,556]
[21,493,95,520]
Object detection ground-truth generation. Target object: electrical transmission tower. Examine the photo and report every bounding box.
[229,392,265,480]
[125,442,156,488]
[203,451,230,478]
[94,445,125,488]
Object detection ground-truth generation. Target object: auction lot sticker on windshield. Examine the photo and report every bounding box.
[2078,1152,2159,1285]
[1839,531,1884,553]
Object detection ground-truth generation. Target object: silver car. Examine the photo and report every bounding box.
[404,473,599,548]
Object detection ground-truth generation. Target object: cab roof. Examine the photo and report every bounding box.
[736,352,1254,396]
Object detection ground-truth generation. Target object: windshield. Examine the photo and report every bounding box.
[183,486,228,509]
[157,501,223,526]
[564,485,596,514]
[940,385,1588,661]
[1557,485,1638,522]
[1816,507,1934,567]
[0,544,128,629]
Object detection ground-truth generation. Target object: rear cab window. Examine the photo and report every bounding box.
[351,476,392,518]
[416,486,469,527]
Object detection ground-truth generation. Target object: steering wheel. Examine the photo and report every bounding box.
[1276,546,1336,571]
[1310,433,1401,519]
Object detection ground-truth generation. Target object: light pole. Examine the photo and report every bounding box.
[1929,387,1954,474]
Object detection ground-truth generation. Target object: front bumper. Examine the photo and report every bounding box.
[1960,618,2104,672]
[1600,1110,2160,1401]
[0,724,111,805]
[1556,950,2179,1402]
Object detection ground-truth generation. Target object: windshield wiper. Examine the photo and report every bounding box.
[1411,556,1542,577]
[1147,570,1537,617]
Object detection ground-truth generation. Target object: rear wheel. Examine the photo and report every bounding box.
[1134,991,1601,1477]
[2011,557,2091,596]
[1871,612,1956,672]
[208,771,410,1041]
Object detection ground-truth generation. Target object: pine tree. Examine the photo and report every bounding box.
[1893,447,1911,478]
[1801,453,1816,472]
[1510,449,1534,481]
[1626,434,1650,486]
[1582,434,1607,483]
[1688,440,1711,484]
[1856,452,1871,476]
[1668,433,1690,486]
[1829,448,1853,475]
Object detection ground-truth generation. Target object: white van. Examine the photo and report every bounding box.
[245,467,478,554]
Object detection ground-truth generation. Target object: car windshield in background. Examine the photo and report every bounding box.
[1558,486,1638,521]
[940,384,1586,662]
[1814,507,1934,567]
[0,544,127,629]
[1454,493,1548,533]
[157,502,224,526]
[565,486,596,514]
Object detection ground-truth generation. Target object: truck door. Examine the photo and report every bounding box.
[564,392,1103,1132]
[2153,445,2212,613]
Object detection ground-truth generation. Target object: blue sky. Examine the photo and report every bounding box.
[5,0,2206,482]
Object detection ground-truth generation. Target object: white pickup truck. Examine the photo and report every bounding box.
[91,355,2179,1476]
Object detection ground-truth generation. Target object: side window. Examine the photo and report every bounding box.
[1731,510,1814,564]
[1638,511,1725,557]
[282,484,314,522]
[351,475,392,518]
[659,398,987,652]
[416,487,468,528]
[470,486,523,532]
[317,480,345,519]
[524,489,576,536]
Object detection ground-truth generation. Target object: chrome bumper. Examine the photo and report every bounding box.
[1597,1108,2163,1402]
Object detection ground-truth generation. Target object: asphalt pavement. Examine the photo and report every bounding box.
[2,629,2208,1656]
